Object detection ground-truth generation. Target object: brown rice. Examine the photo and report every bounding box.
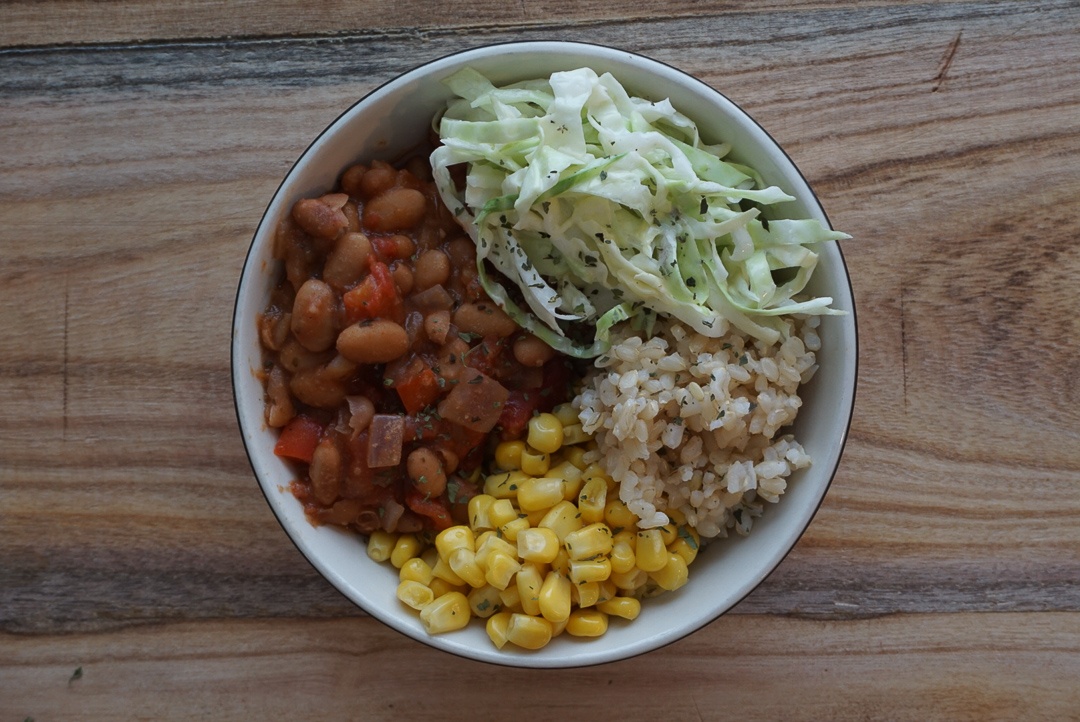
[574,315,819,539]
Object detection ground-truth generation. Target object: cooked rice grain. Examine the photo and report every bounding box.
[575,318,818,539]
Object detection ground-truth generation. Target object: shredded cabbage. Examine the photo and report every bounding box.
[430,67,850,356]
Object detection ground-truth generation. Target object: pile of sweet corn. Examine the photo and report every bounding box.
[365,404,701,651]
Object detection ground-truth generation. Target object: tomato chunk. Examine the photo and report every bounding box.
[343,260,402,323]
[274,415,323,463]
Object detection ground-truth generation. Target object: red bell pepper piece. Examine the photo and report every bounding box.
[405,488,454,531]
[395,364,442,414]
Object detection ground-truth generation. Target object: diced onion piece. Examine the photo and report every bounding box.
[367,413,405,468]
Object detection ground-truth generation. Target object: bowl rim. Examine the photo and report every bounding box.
[231,39,858,668]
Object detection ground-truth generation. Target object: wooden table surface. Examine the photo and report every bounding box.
[3,1,1079,719]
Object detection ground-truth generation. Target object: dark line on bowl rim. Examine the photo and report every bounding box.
[229,38,860,671]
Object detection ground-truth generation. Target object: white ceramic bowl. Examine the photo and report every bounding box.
[232,41,857,668]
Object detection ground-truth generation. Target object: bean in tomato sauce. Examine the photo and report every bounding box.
[258,157,578,536]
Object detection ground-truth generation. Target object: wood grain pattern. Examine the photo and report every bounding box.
[2,0,1079,715]
[3,614,1079,720]
[1,0,986,48]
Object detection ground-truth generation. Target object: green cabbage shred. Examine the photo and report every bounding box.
[430,67,850,357]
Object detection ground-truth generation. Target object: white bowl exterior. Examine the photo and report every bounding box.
[232,41,857,668]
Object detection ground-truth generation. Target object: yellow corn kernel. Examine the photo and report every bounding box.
[561,445,588,470]
[572,580,601,608]
[538,500,584,542]
[486,611,513,649]
[604,499,638,532]
[448,547,486,588]
[527,413,564,454]
[474,533,517,570]
[538,571,572,623]
[399,557,435,586]
[518,476,564,512]
[635,528,668,572]
[468,584,504,618]
[560,423,590,446]
[564,522,614,561]
[487,498,519,528]
[552,403,579,427]
[428,577,465,598]
[517,527,560,564]
[431,556,466,586]
[597,580,618,605]
[468,494,497,531]
[498,583,522,611]
[390,533,423,569]
[473,530,495,553]
[566,609,608,637]
[550,617,568,638]
[547,461,583,501]
[577,477,608,524]
[666,507,688,527]
[610,567,648,591]
[484,470,528,499]
[484,550,522,590]
[435,526,474,559]
[551,548,571,576]
[580,463,607,482]
[656,519,679,546]
[396,580,435,611]
[516,563,545,617]
[520,448,550,477]
[569,558,612,584]
[597,596,641,621]
[668,536,700,567]
[499,515,530,543]
[421,545,439,570]
[506,613,553,650]
[366,531,397,562]
[524,507,548,527]
[419,591,471,634]
[494,440,526,471]
[609,537,637,574]
[649,552,689,591]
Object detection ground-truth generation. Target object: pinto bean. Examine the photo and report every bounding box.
[392,263,414,295]
[258,307,291,351]
[323,232,372,291]
[435,336,469,385]
[309,438,343,505]
[336,319,409,364]
[453,301,518,338]
[289,365,347,409]
[513,333,556,368]
[446,236,475,267]
[359,161,397,198]
[278,338,329,373]
[340,164,368,197]
[346,395,375,434]
[424,309,451,345]
[265,365,295,428]
[290,278,337,352]
[292,197,348,240]
[341,200,361,233]
[362,187,427,232]
[414,249,450,291]
[407,447,447,497]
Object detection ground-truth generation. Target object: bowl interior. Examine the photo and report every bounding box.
[232,41,857,668]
